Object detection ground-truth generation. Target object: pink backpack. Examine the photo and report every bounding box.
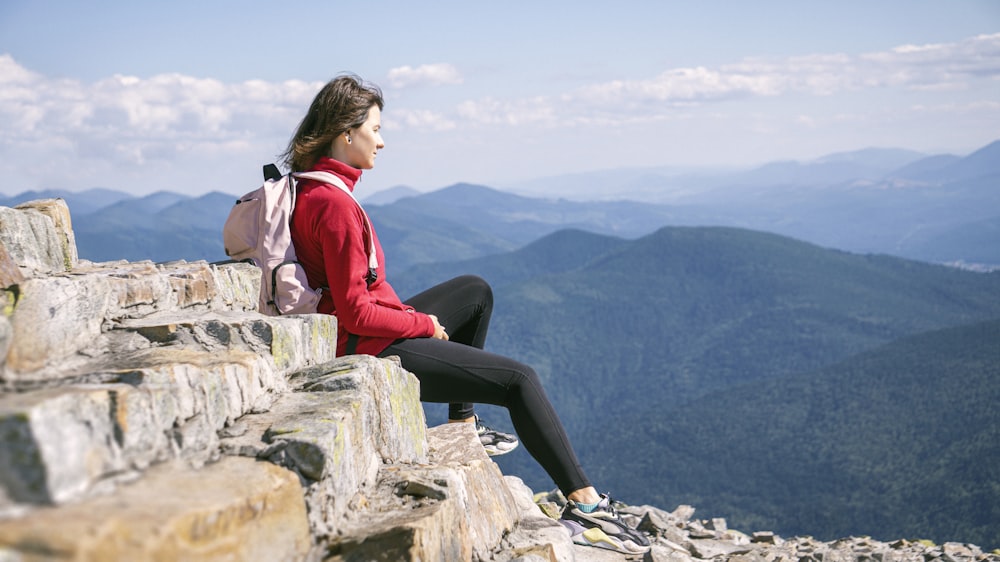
[222,164,377,315]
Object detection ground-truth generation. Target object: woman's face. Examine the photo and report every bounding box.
[341,105,384,169]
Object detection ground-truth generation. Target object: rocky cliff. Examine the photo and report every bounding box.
[0,198,995,562]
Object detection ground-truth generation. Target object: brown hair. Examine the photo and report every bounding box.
[281,74,384,172]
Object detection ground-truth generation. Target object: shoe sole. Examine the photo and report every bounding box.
[483,442,519,456]
[572,527,651,554]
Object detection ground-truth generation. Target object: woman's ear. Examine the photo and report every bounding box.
[328,133,349,160]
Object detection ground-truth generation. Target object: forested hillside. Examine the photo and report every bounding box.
[623,319,1000,548]
[392,227,1000,549]
[4,141,998,548]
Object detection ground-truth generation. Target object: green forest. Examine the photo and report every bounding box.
[393,226,1000,549]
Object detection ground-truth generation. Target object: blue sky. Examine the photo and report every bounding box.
[1,1,998,197]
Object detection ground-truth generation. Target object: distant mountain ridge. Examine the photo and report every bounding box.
[4,158,999,548]
[70,191,235,262]
[723,147,928,188]
[361,185,420,205]
[887,153,963,180]
[502,143,997,201]
[926,138,1000,183]
[0,188,133,217]
[1,138,997,267]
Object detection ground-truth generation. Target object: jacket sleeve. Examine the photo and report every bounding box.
[311,191,435,339]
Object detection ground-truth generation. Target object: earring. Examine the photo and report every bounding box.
[346,135,352,144]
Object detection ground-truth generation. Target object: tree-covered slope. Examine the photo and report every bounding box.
[622,319,1000,549]
[399,226,1000,414]
[393,227,1000,548]
[74,191,235,262]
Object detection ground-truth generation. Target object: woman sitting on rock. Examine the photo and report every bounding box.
[284,73,650,555]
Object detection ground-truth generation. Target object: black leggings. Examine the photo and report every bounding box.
[378,275,591,495]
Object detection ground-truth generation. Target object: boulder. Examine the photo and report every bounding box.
[0,457,311,561]
[3,197,999,562]
[0,199,76,276]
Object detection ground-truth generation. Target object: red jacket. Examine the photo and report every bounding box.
[290,157,434,356]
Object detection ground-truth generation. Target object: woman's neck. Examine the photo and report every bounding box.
[312,157,362,189]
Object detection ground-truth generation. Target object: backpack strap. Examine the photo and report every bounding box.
[345,333,360,355]
[263,163,282,182]
[293,170,377,353]
[292,171,379,287]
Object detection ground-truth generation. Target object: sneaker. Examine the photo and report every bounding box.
[475,415,519,456]
[558,494,651,554]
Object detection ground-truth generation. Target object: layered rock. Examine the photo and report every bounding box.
[0,199,557,561]
[0,198,996,562]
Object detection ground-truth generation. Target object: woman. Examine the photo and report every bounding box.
[284,74,649,555]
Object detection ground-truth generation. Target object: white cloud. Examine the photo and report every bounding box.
[0,56,322,164]
[386,108,456,131]
[386,63,463,88]
[0,55,327,193]
[861,33,1000,89]
[0,53,40,85]
[456,96,557,127]
[443,32,1000,128]
[1,33,997,195]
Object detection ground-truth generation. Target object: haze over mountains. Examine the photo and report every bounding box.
[2,138,997,269]
[3,140,998,547]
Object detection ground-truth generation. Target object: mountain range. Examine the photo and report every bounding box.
[393,226,1000,549]
[377,135,999,270]
[1,139,997,269]
[2,140,999,548]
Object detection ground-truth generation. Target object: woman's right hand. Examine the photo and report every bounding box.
[428,314,449,341]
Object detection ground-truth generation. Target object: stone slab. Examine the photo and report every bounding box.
[0,456,311,562]
[426,422,520,561]
[0,348,286,507]
[290,355,427,463]
[114,310,338,374]
[5,274,111,373]
[501,475,575,562]
[0,201,75,277]
[324,499,469,562]
[2,260,265,379]
[325,423,523,561]
[220,355,427,538]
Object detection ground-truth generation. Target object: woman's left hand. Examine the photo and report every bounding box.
[428,314,449,341]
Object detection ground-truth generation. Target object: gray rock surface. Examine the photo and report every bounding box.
[0,198,997,562]
[0,199,76,276]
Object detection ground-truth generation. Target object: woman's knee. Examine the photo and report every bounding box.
[453,274,492,309]
[459,274,492,297]
[508,362,543,394]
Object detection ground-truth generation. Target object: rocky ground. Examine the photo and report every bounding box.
[2,198,997,562]
[528,490,1000,562]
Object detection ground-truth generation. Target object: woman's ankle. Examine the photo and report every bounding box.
[567,487,600,505]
